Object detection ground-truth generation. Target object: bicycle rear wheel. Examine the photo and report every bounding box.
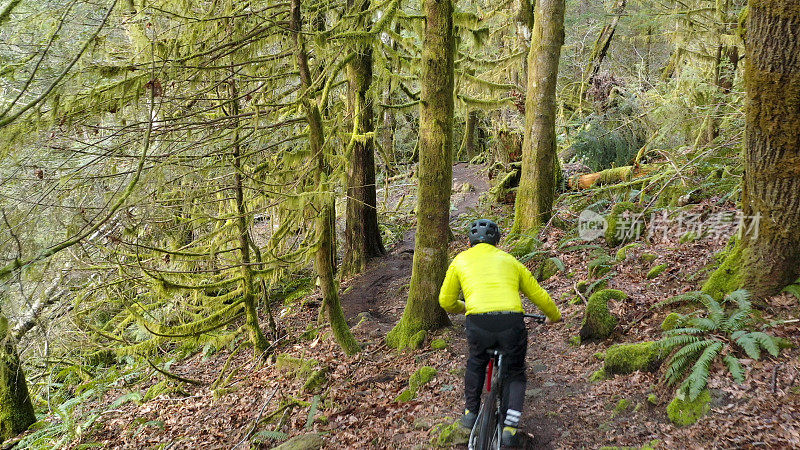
[472,386,498,450]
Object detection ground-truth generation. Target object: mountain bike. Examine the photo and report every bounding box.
[468,313,546,450]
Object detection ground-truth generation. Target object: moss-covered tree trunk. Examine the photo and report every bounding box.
[386,0,453,349]
[291,0,360,354]
[228,70,268,352]
[342,0,386,277]
[704,0,800,298]
[512,0,565,234]
[0,315,36,443]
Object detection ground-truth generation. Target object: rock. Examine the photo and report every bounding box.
[667,390,711,426]
[270,433,324,450]
[646,263,668,279]
[580,289,626,341]
[430,421,470,447]
[430,339,447,350]
[525,388,543,397]
[661,312,681,331]
[459,182,474,193]
[603,341,664,375]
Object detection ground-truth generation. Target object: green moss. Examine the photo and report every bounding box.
[616,243,641,261]
[569,336,581,346]
[408,329,427,349]
[410,366,437,390]
[702,242,744,300]
[397,366,437,402]
[589,368,608,382]
[431,339,447,350]
[276,354,318,379]
[646,264,668,279]
[588,255,615,278]
[667,390,711,426]
[661,313,681,331]
[605,202,641,246]
[395,389,415,402]
[430,420,470,447]
[641,253,656,263]
[647,393,658,405]
[1,317,37,442]
[613,398,631,415]
[535,258,562,282]
[580,289,626,341]
[604,341,664,375]
[270,433,324,450]
[508,235,541,258]
[302,369,328,393]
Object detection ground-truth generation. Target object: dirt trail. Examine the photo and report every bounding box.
[339,163,564,448]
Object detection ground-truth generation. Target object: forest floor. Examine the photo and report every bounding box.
[70,162,800,449]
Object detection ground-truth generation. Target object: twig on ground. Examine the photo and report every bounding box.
[233,385,280,449]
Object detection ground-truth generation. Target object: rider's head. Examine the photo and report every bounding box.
[468,219,501,246]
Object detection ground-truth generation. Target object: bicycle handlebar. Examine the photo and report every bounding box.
[523,313,547,324]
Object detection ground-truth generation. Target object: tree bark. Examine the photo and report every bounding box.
[512,0,565,234]
[0,314,36,443]
[585,0,626,84]
[386,0,453,349]
[704,0,800,298]
[342,0,386,277]
[291,0,360,354]
[228,68,268,353]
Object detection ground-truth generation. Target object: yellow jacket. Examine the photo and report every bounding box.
[438,243,561,320]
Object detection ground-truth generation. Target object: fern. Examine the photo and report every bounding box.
[723,355,745,384]
[658,289,782,401]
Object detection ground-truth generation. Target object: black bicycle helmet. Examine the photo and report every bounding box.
[468,219,501,246]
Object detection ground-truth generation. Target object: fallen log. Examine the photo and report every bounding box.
[567,164,656,190]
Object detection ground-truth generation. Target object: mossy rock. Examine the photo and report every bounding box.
[430,420,470,447]
[507,234,541,258]
[568,336,581,346]
[395,388,415,402]
[615,243,641,262]
[613,398,631,415]
[589,368,608,382]
[535,257,563,282]
[396,366,437,402]
[580,289,626,341]
[647,393,658,405]
[605,202,642,246]
[604,341,664,375]
[270,433,324,450]
[276,354,318,379]
[431,339,447,350]
[661,313,681,331]
[667,390,711,426]
[646,264,668,279]
[409,366,437,390]
[641,253,657,263]
[459,182,475,193]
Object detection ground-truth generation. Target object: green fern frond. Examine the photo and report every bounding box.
[723,309,750,332]
[723,354,745,383]
[662,327,705,337]
[686,317,718,331]
[750,331,779,357]
[733,333,761,359]
[659,334,702,352]
[684,342,723,400]
[725,289,752,311]
[665,339,713,385]
[654,292,704,309]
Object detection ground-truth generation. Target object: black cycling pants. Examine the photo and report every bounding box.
[464,313,527,419]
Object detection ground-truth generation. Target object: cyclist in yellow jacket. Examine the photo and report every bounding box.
[439,219,561,447]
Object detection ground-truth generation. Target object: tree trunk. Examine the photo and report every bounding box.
[386,0,453,349]
[512,0,565,235]
[704,0,800,299]
[0,315,36,443]
[584,0,625,84]
[342,0,386,277]
[228,69,268,353]
[291,0,360,354]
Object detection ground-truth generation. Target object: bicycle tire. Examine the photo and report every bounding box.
[474,384,498,450]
